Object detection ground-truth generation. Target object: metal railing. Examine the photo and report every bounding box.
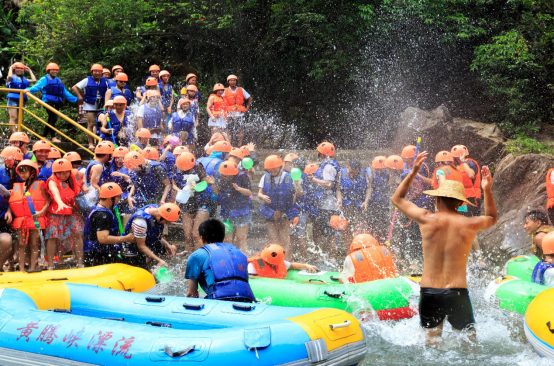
[0,88,101,155]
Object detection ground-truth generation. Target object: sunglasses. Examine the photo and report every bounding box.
[117,80,127,84]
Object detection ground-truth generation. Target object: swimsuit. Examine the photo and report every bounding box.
[419,287,475,330]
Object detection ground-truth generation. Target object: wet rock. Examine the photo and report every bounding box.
[478,153,554,255]
[392,105,505,165]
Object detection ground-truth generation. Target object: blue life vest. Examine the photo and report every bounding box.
[172,165,190,188]
[293,172,317,215]
[400,169,429,208]
[172,111,194,135]
[201,242,256,302]
[258,172,295,219]
[197,157,223,177]
[110,86,133,105]
[23,152,34,160]
[6,75,30,101]
[340,168,367,208]
[124,204,163,253]
[112,166,131,200]
[219,172,251,219]
[37,160,53,182]
[370,170,390,202]
[107,78,117,88]
[131,161,165,205]
[95,111,106,136]
[0,194,7,219]
[44,75,65,103]
[159,82,173,109]
[83,206,121,254]
[101,110,129,141]
[142,104,163,129]
[0,166,11,190]
[85,160,113,186]
[83,76,108,105]
[311,160,341,200]
[532,261,554,285]
[163,151,176,181]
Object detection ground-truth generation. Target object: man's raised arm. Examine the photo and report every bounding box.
[391,152,430,224]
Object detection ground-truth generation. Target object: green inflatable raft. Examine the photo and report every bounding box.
[484,255,547,315]
[247,270,421,321]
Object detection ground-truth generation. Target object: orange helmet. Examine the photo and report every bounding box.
[212,140,232,153]
[350,234,380,252]
[304,163,319,175]
[283,153,299,163]
[451,145,469,158]
[227,74,238,82]
[385,155,404,170]
[159,203,181,222]
[178,98,191,108]
[114,72,128,82]
[213,83,225,92]
[99,182,123,199]
[124,151,145,169]
[112,146,129,158]
[435,151,453,163]
[372,156,387,169]
[90,63,103,72]
[186,84,198,92]
[186,73,197,82]
[142,147,159,160]
[95,142,114,155]
[149,64,160,72]
[135,128,151,139]
[102,68,111,75]
[542,232,554,255]
[317,142,335,157]
[218,161,239,176]
[46,63,59,72]
[264,155,283,170]
[112,96,127,105]
[48,148,62,159]
[401,145,417,159]
[16,160,38,175]
[173,146,190,156]
[32,140,51,152]
[144,90,161,98]
[330,215,349,230]
[1,147,23,161]
[229,147,244,160]
[261,244,285,265]
[240,146,251,156]
[176,152,196,171]
[105,99,114,107]
[9,132,29,143]
[102,141,115,151]
[11,62,25,70]
[145,77,158,87]
[111,65,124,73]
[159,70,170,78]
[63,151,82,162]
[52,158,73,173]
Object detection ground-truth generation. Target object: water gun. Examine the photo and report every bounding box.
[24,192,46,260]
[114,205,124,235]
[106,114,118,148]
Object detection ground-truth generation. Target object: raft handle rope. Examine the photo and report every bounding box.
[47,277,68,281]
[329,320,351,330]
[104,317,125,322]
[145,296,165,302]
[330,275,340,282]
[147,321,172,328]
[49,309,72,313]
[547,321,554,334]
[183,303,204,310]
[164,345,195,358]
[233,303,255,311]
[308,279,326,283]
[324,290,345,299]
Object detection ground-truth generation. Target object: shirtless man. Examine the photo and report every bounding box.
[391,152,497,346]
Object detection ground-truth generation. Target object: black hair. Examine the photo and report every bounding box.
[524,210,548,225]
[198,218,226,243]
[437,196,463,210]
[349,159,362,170]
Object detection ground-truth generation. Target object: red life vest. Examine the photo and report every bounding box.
[247,255,288,279]
[432,165,463,189]
[456,158,481,200]
[223,87,247,113]
[209,94,227,118]
[47,169,82,215]
[348,246,397,284]
[9,181,47,229]
[547,168,554,209]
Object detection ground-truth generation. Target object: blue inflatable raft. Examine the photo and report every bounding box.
[0,284,367,366]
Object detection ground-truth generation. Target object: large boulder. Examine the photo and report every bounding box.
[478,153,554,255]
[392,105,505,165]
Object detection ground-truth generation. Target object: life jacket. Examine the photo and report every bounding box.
[0,194,7,220]
[23,152,34,160]
[47,169,82,215]
[348,246,397,283]
[532,261,554,285]
[202,243,256,302]
[110,86,133,105]
[209,94,227,118]
[82,76,108,105]
[172,111,195,135]
[400,169,428,208]
[197,156,222,177]
[158,82,173,109]
[142,104,163,129]
[404,161,430,179]
[293,172,318,215]
[10,181,47,229]
[189,99,200,119]
[432,165,463,189]
[340,168,367,208]
[258,172,295,219]
[370,170,390,202]
[85,160,113,186]
[0,165,11,190]
[124,204,163,253]
[131,161,165,205]
[456,158,481,200]
[219,172,251,219]
[37,160,53,182]
[532,226,554,260]
[44,75,65,103]
[112,166,131,200]
[107,78,117,88]
[546,168,554,209]
[311,160,341,200]
[223,87,247,113]
[83,206,122,254]
[6,75,30,101]
[162,151,176,181]
[95,111,106,136]
[248,255,288,279]
[101,110,129,141]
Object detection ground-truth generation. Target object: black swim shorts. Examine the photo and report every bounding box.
[419,287,475,330]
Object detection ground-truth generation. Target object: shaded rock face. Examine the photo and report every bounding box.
[478,154,554,256]
[392,105,505,166]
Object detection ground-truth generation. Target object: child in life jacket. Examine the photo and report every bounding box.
[0,147,24,190]
[185,85,200,120]
[248,244,318,279]
[523,210,553,260]
[130,128,151,152]
[9,132,33,160]
[160,135,181,183]
[95,99,113,137]
[6,62,36,134]
[45,158,90,270]
[532,231,554,286]
[339,234,397,284]
[206,83,227,135]
[158,70,174,120]
[137,89,165,146]
[10,160,50,272]
[170,98,197,151]
[32,140,54,182]
[63,152,86,180]
[98,96,129,145]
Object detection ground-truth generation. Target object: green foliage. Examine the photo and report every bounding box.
[504,133,554,156]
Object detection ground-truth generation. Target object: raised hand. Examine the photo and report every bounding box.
[412,151,428,174]
[481,166,492,191]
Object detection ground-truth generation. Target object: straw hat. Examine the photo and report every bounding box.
[423,180,476,207]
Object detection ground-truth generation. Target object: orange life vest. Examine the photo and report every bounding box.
[456,158,481,200]
[9,181,47,229]
[348,246,397,284]
[546,168,554,209]
[247,255,288,279]
[47,169,82,215]
[431,165,463,190]
[209,94,227,118]
[223,87,247,113]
